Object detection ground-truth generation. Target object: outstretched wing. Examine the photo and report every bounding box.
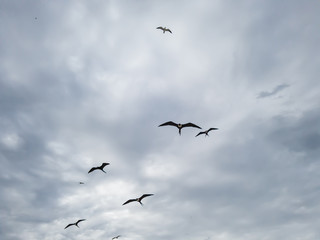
[182,122,201,129]
[158,121,178,127]
[88,167,97,173]
[100,162,110,168]
[122,199,137,205]
[208,128,218,132]
[76,219,86,224]
[157,26,164,30]
[112,235,121,240]
[64,223,74,229]
[195,131,205,137]
[140,194,154,200]
[167,29,172,33]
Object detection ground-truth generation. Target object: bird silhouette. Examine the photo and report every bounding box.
[158,121,201,135]
[64,219,86,229]
[112,235,121,240]
[79,182,84,184]
[123,194,154,206]
[195,128,218,137]
[88,162,110,174]
[157,26,172,33]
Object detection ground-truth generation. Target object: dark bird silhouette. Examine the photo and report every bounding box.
[64,219,86,229]
[79,182,84,184]
[88,162,109,174]
[195,128,218,137]
[157,26,172,33]
[123,194,154,206]
[112,235,121,240]
[158,121,201,135]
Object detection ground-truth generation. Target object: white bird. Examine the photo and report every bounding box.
[157,26,172,34]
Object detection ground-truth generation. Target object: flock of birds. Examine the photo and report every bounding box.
[64,26,218,238]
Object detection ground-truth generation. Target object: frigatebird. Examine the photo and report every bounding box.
[88,162,109,174]
[122,194,154,206]
[157,26,172,34]
[64,219,86,229]
[158,121,201,135]
[195,128,218,137]
[112,235,121,240]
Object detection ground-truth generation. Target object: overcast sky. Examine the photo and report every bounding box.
[1,0,320,240]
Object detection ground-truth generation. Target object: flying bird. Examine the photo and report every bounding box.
[195,128,219,137]
[123,194,154,206]
[64,219,86,229]
[158,121,201,135]
[88,162,110,174]
[157,26,172,33]
[112,235,121,240]
[79,182,84,184]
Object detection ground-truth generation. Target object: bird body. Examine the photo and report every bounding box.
[88,162,110,173]
[112,235,121,240]
[64,219,86,229]
[157,26,172,33]
[123,194,154,206]
[195,128,218,137]
[158,121,201,135]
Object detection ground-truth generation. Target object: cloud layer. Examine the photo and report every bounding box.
[1,1,320,240]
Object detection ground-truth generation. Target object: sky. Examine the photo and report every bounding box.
[0,0,320,239]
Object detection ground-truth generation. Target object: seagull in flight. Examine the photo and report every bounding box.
[123,194,154,206]
[158,121,201,135]
[157,26,172,34]
[195,128,218,137]
[112,235,121,240]
[88,162,110,174]
[64,219,86,229]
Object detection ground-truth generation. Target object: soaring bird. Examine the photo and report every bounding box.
[157,26,172,33]
[79,182,84,184]
[158,121,201,135]
[123,194,154,206]
[195,128,219,137]
[64,219,86,229]
[88,162,110,174]
[112,235,121,240]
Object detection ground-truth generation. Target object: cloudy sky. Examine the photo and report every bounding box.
[1,0,320,239]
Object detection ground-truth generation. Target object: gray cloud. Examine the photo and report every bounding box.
[257,83,290,98]
[1,1,320,240]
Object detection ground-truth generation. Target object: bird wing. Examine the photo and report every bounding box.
[195,131,205,137]
[122,199,137,205]
[208,128,218,132]
[182,123,202,129]
[77,219,86,224]
[167,29,172,33]
[157,26,164,30]
[101,162,110,168]
[140,194,154,200]
[88,167,97,173]
[158,121,178,127]
[64,223,74,229]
